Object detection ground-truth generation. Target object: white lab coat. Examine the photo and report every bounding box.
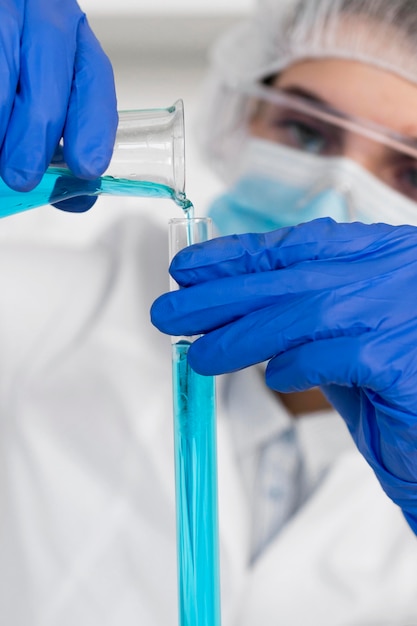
[0,206,416,625]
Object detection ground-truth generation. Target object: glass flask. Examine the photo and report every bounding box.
[169,217,222,626]
[0,100,188,218]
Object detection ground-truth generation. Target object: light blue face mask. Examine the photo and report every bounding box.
[208,138,417,236]
[208,176,350,236]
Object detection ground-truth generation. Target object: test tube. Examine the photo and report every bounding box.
[169,217,221,626]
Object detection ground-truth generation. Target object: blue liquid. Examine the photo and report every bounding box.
[0,167,193,217]
[172,340,221,626]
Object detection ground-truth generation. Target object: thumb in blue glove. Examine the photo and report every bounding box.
[151,217,417,534]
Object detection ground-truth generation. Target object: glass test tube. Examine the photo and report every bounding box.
[169,217,222,626]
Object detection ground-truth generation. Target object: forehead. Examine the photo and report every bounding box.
[275,59,417,138]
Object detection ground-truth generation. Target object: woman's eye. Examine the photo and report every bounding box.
[277,119,328,154]
[395,162,417,199]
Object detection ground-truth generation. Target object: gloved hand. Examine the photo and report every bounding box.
[151,217,417,533]
[0,0,118,210]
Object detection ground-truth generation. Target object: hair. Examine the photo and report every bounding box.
[290,0,417,43]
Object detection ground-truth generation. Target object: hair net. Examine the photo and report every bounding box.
[198,0,417,180]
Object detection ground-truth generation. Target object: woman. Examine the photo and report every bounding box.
[2,1,416,624]
[152,1,417,623]
[192,0,417,412]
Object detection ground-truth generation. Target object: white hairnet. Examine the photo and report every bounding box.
[198,0,417,180]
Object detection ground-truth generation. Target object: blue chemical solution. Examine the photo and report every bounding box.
[0,167,193,217]
[172,340,221,626]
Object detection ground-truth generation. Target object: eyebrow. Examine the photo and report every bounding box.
[280,86,350,119]
[281,85,417,144]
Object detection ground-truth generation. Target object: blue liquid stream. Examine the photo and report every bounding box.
[0,167,193,217]
[172,341,221,626]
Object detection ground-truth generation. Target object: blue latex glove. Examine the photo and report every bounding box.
[0,0,118,210]
[151,217,417,533]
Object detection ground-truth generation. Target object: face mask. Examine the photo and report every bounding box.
[208,138,417,236]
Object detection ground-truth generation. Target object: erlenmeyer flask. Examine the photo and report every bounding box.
[0,100,188,218]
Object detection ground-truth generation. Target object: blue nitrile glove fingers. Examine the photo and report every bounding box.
[152,218,417,373]
[0,0,81,191]
[168,218,396,287]
[153,276,377,374]
[62,15,118,179]
[0,0,117,211]
[151,218,417,533]
[56,13,117,212]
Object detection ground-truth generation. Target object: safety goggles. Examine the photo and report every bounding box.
[237,82,417,204]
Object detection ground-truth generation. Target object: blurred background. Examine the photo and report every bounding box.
[0,1,254,246]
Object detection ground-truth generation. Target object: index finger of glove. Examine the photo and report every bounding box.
[151,258,384,338]
[183,290,374,376]
[170,218,405,287]
[151,268,314,336]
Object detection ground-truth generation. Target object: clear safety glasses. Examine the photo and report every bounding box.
[239,83,417,203]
